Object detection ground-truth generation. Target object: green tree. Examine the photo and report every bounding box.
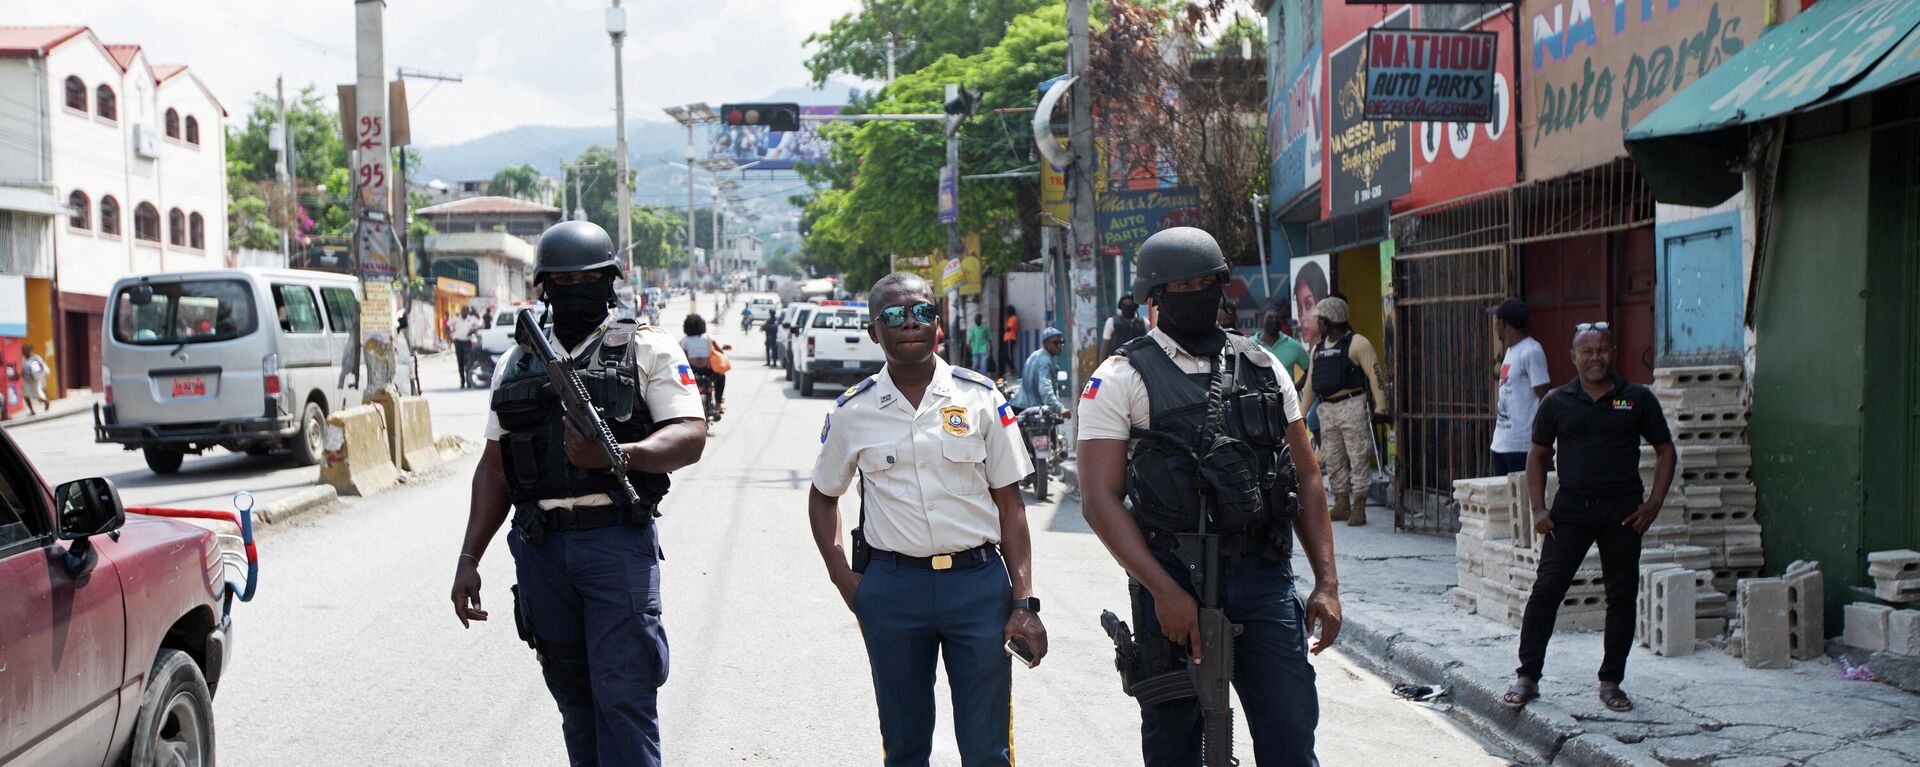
[796,6,1068,287]
[629,206,688,271]
[226,84,354,244]
[489,163,541,200]
[1208,12,1265,58]
[563,146,632,238]
[803,0,1051,85]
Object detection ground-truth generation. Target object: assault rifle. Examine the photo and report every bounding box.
[514,311,642,509]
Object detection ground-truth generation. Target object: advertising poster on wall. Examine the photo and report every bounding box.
[1326,8,1413,217]
[1289,254,1332,344]
[1517,0,1768,180]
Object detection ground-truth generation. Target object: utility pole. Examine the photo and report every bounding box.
[944,83,963,364]
[607,1,635,287]
[353,0,398,393]
[273,75,291,265]
[562,163,587,221]
[1066,0,1096,425]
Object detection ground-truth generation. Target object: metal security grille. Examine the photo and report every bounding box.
[1390,189,1514,533]
[1514,158,1655,243]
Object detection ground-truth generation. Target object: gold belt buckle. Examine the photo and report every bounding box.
[931,554,954,571]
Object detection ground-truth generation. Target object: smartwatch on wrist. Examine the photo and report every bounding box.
[1011,596,1041,614]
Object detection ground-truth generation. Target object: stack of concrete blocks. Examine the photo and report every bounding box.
[1647,365,1766,598]
[1640,546,1724,638]
[1867,549,1920,603]
[1733,577,1793,669]
[1451,476,1514,615]
[1636,564,1698,656]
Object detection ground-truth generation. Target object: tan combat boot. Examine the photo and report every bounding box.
[1349,490,1369,526]
[1329,493,1350,522]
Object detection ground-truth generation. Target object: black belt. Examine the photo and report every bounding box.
[1321,389,1364,404]
[868,543,999,571]
[536,504,641,532]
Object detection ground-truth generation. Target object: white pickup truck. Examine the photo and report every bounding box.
[791,301,883,397]
[475,302,546,359]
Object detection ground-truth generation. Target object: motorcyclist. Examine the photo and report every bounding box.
[681,313,725,415]
[1009,327,1069,419]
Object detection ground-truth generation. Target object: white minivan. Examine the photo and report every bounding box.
[94,268,403,474]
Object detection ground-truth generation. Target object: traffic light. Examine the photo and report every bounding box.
[720,103,801,132]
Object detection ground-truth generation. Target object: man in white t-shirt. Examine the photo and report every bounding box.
[1488,298,1551,475]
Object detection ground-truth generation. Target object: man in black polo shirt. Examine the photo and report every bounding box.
[1503,324,1675,713]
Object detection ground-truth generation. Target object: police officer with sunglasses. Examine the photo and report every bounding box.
[808,272,1047,767]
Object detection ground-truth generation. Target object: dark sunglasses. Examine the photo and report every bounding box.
[879,302,939,327]
[1575,321,1611,332]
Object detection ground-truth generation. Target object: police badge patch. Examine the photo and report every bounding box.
[940,405,971,436]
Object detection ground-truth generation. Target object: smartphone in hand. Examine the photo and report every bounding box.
[1005,637,1036,668]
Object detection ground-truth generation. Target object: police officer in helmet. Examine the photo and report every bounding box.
[1078,226,1343,767]
[451,220,708,766]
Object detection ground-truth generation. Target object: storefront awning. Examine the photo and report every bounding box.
[1625,0,1920,206]
[0,186,70,217]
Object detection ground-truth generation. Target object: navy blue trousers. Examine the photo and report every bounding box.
[1132,548,1320,767]
[853,553,1014,767]
[510,522,670,767]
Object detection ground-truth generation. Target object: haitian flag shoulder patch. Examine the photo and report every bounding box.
[677,364,697,386]
[1081,377,1103,400]
[998,402,1017,427]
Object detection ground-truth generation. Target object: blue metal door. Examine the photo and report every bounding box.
[1658,212,1743,356]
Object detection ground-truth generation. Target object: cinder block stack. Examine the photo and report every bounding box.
[1637,564,1699,656]
[1451,477,1513,613]
[1647,365,1765,598]
[1867,549,1920,603]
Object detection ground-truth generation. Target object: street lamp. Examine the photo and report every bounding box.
[607,1,634,286]
[664,102,720,279]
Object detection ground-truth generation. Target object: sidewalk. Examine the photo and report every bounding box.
[0,392,100,428]
[1321,502,1920,766]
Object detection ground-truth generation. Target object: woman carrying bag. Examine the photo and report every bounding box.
[682,314,728,414]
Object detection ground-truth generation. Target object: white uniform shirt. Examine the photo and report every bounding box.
[1077,327,1304,442]
[811,356,1033,558]
[484,320,705,509]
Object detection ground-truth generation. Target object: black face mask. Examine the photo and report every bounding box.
[544,278,614,346]
[1154,283,1226,356]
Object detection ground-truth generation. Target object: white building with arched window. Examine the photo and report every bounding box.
[0,26,226,401]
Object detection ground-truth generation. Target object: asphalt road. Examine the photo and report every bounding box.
[31,293,1515,765]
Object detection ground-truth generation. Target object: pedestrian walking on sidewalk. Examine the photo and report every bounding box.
[450,308,480,389]
[808,272,1047,767]
[1504,323,1676,714]
[450,220,709,766]
[21,344,50,415]
[1298,296,1387,525]
[1078,227,1341,767]
[1001,306,1020,376]
[968,313,992,374]
[1489,298,1550,475]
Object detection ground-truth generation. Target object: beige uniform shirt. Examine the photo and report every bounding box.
[1077,327,1304,442]
[484,319,705,509]
[811,357,1033,558]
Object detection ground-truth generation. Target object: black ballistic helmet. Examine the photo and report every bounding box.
[534,221,619,280]
[1132,226,1228,304]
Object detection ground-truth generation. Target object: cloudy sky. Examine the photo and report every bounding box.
[15,0,866,146]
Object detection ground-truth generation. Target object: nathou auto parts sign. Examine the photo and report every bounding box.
[1364,28,1498,123]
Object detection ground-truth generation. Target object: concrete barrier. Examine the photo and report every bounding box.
[319,404,399,496]
[395,396,439,472]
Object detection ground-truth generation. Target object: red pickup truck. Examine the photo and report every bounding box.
[0,425,243,767]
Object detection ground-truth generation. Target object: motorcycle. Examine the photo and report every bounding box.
[695,344,732,425]
[1017,404,1066,502]
[467,347,499,390]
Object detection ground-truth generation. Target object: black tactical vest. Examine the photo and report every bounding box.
[1105,313,1147,355]
[1311,332,1367,395]
[489,321,671,514]
[1121,334,1300,540]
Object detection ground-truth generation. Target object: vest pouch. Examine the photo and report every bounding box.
[1199,435,1267,532]
[580,369,638,423]
[492,378,551,432]
[1126,435,1202,535]
[1232,392,1283,446]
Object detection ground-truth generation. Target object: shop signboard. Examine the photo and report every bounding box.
[1364,28,1499,123]
[1327,9,1413,216]
[1518,0,1769,181]
[1405,6,1519,208]
[1095,187,1204,249]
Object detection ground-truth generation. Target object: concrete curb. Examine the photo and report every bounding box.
[0,397,100,428]
[256,486,338,525]
[1336,601,1664,766]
